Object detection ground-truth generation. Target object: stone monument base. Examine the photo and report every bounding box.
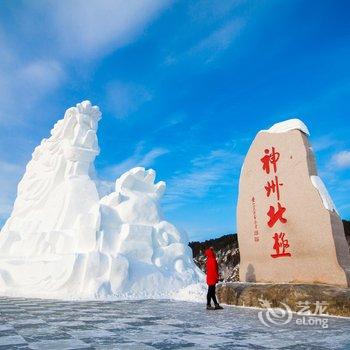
[217,282,350,317]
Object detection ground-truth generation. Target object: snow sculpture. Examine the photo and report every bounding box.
[0,101,203,298]
[99,167,201,296]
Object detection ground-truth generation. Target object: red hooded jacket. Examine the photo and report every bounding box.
[205,248,219,285]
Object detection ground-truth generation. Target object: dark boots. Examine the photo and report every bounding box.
[206,304,223,310]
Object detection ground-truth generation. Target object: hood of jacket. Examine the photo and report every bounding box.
[205,248,216,259]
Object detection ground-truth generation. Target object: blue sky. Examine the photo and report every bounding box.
[0,0,349,241]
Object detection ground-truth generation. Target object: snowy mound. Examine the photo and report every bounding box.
[310,175,338,214]
[261,118,310,135]
[0,101,203,299]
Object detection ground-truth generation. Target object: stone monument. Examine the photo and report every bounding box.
[237,119,350,287]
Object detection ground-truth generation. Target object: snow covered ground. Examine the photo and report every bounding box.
[0,297,349,349]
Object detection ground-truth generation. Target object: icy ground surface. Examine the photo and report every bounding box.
[0,298,350,349]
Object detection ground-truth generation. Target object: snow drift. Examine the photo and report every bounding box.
[0,101,203,299]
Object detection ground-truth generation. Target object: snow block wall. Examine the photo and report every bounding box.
[0,101,203,299]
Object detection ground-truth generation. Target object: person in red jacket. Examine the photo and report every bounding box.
[205,247,223,310]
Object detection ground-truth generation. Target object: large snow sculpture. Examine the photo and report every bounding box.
[0,101,203,298]
[99,167,201,297]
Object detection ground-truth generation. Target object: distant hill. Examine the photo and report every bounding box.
[189,234,240,282]
[190,219,350,282]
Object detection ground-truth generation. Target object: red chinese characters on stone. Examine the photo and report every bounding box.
[264,176,283,201]
[270,232,291,258]
[260,147,280,174]
[259,146,291,258]
[267,202,287,228]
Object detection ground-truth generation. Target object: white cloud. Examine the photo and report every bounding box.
[45,0,171,59]
[0,1,170,124]
[191,19,245,55]
[165,18,246,65]
[331,151,350,169]
[311,135,338,152]
[165,148,243,206]
[106,81,152,118]
[20,60,65,92]
[100,143,169,179]
[0,29,65,125]
[0,161,25,224]
[0,59,65,125]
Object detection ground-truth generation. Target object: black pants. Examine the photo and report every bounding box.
[207,284,218,306]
